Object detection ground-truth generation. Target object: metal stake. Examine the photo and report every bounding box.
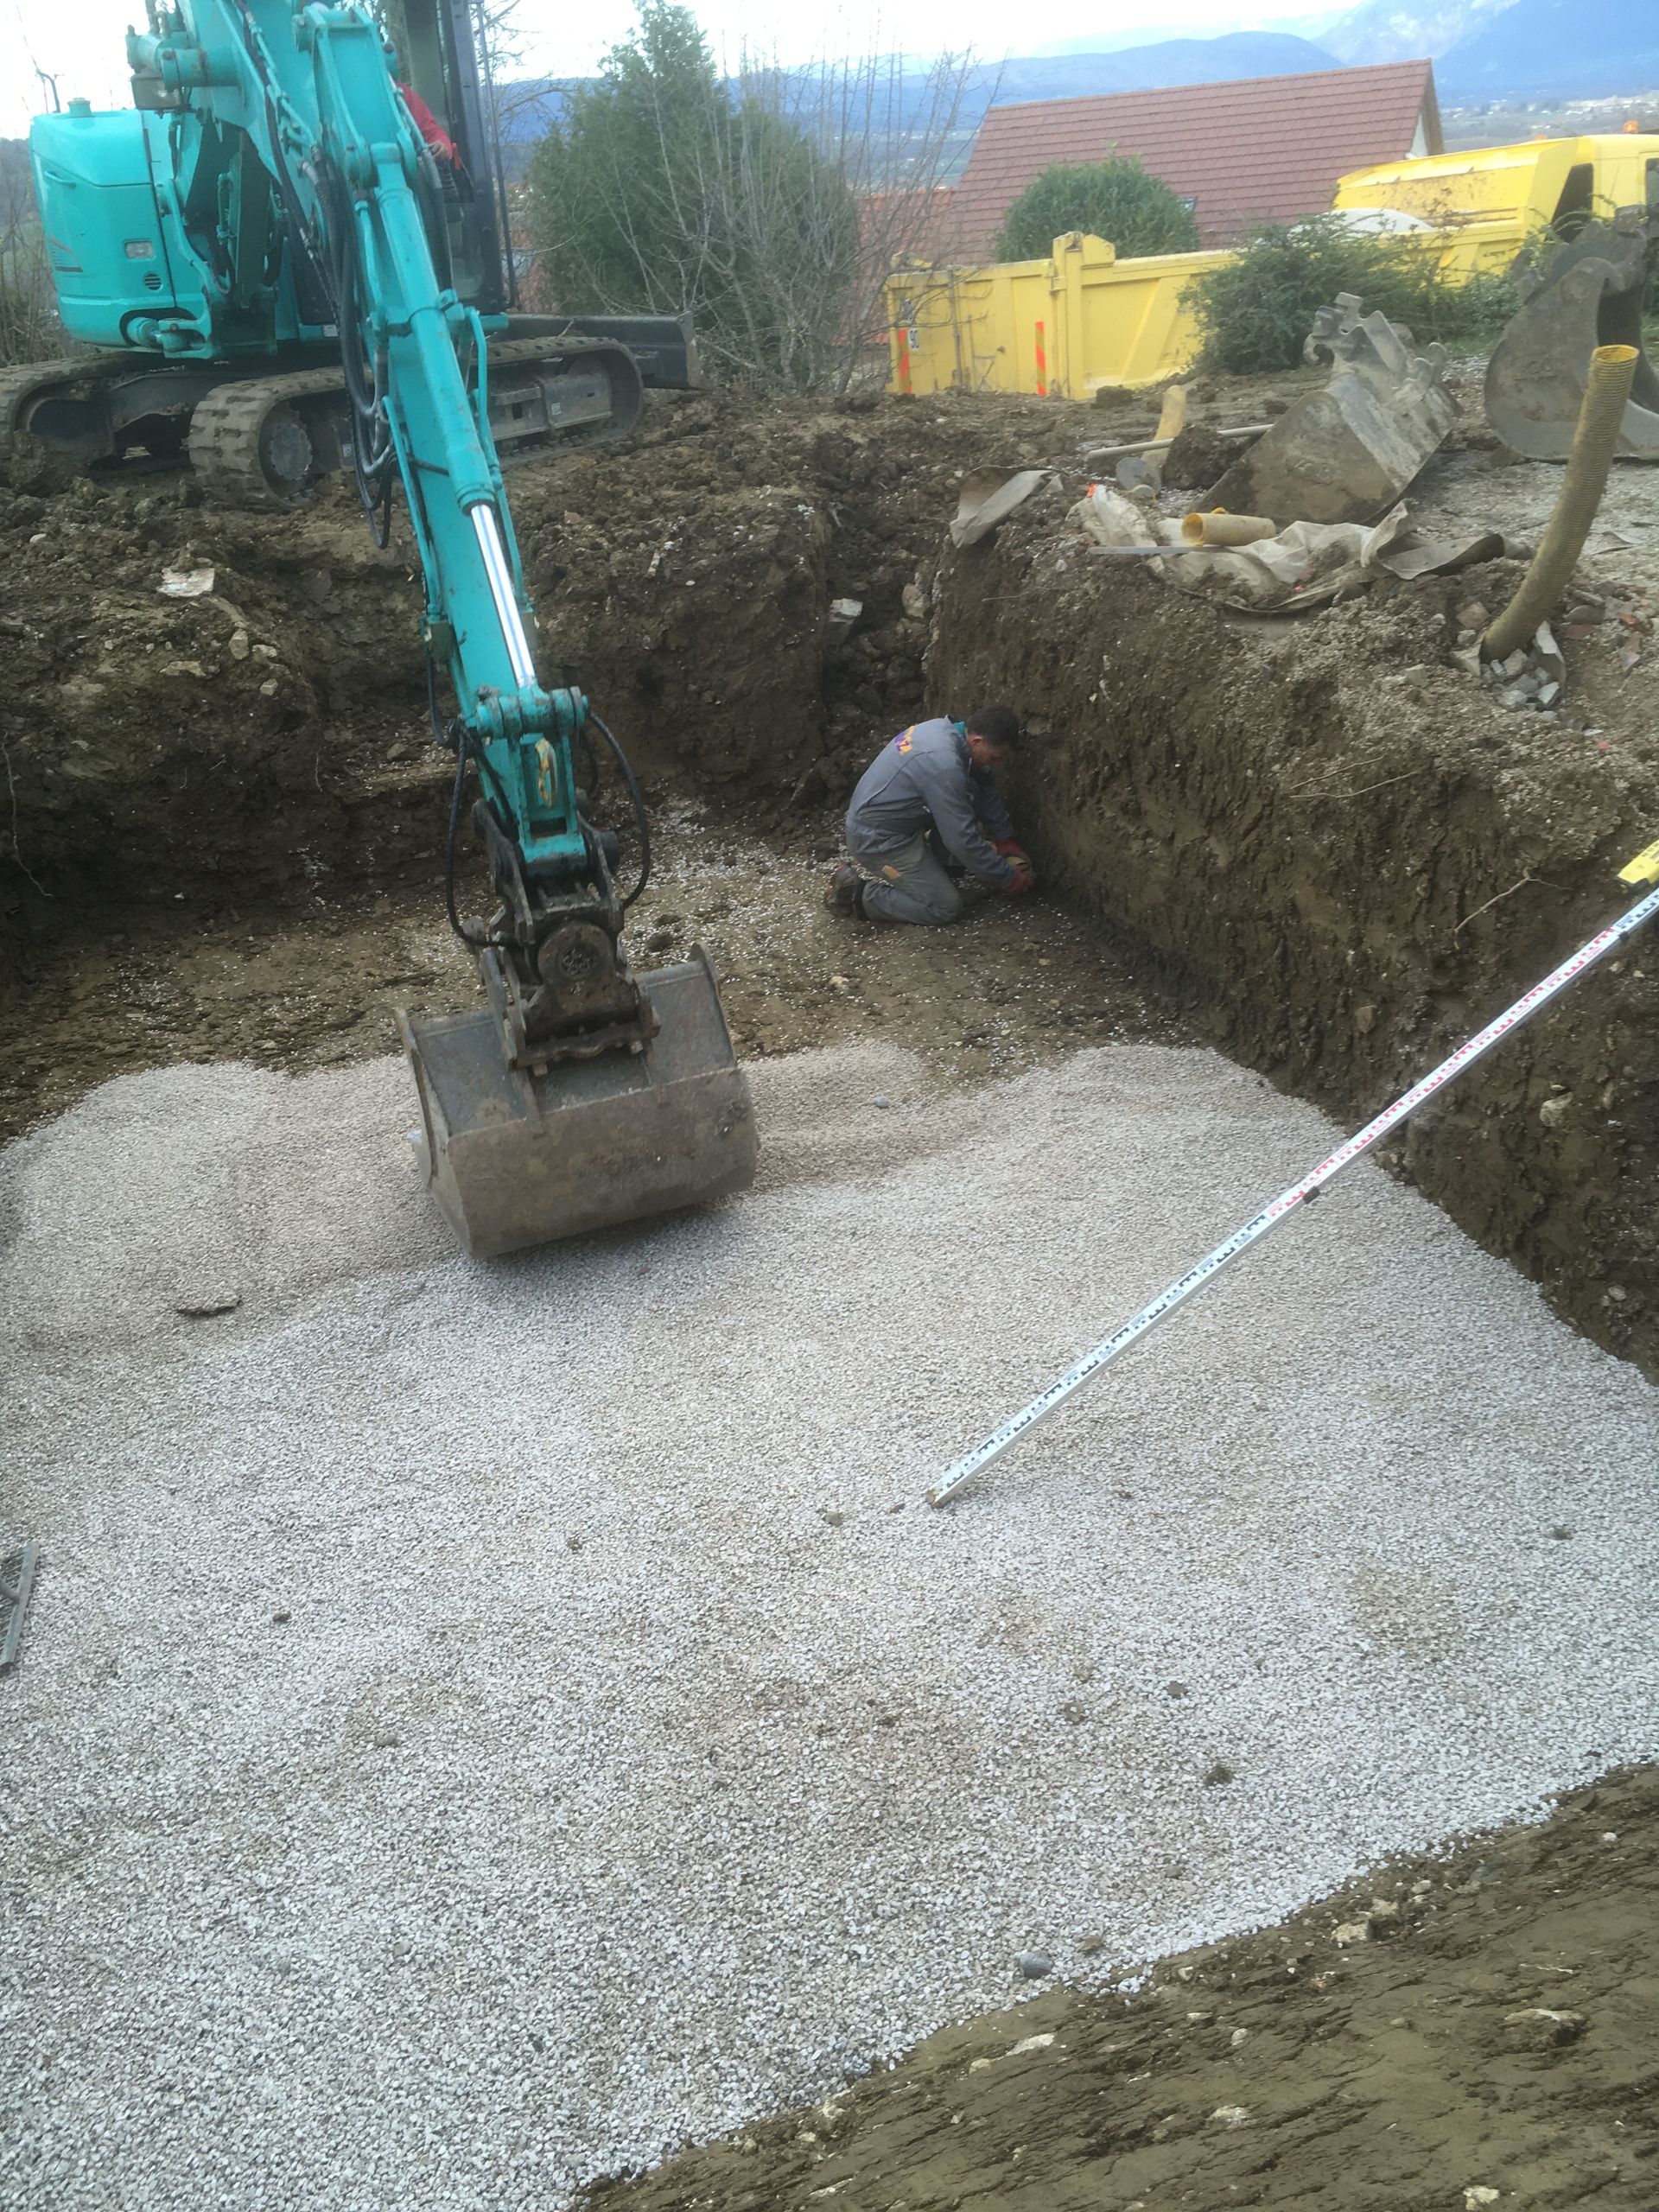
[0,1541,39,1672]
[928,873,1659,1508]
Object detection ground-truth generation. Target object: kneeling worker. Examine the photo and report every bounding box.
[825,706,1035,925]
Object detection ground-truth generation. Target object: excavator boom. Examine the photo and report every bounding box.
[24,1,755,1254]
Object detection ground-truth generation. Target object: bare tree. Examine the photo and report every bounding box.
[525,7,984,392]
[724,45,984,393]
[0,142,61,368]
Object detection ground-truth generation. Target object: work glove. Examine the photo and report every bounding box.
[994,837,1035,894]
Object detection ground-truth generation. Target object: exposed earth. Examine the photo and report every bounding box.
[0,814,1187,1143]
[590,1769,1659,2212]
[3,360,1656,2210]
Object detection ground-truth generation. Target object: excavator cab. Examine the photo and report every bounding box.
[374,0,512,317]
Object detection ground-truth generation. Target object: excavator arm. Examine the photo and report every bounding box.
[73,1,756,1252]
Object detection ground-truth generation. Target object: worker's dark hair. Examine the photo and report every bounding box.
[964,704,1020,748]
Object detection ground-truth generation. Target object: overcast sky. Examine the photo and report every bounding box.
[3,0,1319,137]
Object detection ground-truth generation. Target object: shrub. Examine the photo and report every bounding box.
[994,156,1201,264]
[1185,214,1516,376]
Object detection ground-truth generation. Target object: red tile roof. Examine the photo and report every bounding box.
[946,60,1440,258]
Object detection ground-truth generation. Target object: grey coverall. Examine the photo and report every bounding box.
[844,718,1018,925]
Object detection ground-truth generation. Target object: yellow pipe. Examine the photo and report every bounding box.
[1181,509,1276,547]
[1482,344,1638,664]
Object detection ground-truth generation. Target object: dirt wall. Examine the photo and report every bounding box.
[931,507,1659,1375]
[0,476,439,918]
[0,392,989,923]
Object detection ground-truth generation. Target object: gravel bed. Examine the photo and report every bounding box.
[3,1040,1656,2209]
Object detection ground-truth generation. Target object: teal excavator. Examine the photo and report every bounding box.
[18,0,756,1255]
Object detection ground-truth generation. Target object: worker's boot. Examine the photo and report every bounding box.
[823,862,865,918]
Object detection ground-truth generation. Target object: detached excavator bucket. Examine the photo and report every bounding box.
[398,949,756,1258]
[1205,294,1456,526]
[1485,212,1659,461]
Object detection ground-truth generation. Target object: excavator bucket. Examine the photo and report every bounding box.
[397,950,757,1258]
[1484,210,1659,461]
[1205,295,1456,526]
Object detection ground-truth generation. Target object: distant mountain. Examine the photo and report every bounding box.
[1437,0,1659,99]
[500,32,1343,148]
[1318,0,1659,98]
[999,29,1205,61]
[985,33,1341,105]
[1319,0,1510,67]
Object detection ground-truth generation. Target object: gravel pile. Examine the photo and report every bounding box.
[3,1041,1656,2209]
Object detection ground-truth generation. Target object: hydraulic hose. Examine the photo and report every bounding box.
[430,664,646,942]
[587,713,652,909]
[1482,344,1638,664]
[427,647,508,954]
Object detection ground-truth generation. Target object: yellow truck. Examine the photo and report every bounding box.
[886,131,1659,397]
[1333,132,1659,272]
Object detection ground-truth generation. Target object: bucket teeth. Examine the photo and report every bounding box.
[399,949,756,1257]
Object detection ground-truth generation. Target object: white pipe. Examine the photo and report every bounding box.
[470,502,537,688]
[928,877,1659,1509]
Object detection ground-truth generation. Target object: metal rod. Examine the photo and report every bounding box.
[1084,422,1270,466]
[0,1540,39,1671]
[927,879,1659,1509]
[470,502,537,687]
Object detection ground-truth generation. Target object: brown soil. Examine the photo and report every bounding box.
[932,498,1658,1376]
[588,1770,1659,2212]
[0,819,1185,1141]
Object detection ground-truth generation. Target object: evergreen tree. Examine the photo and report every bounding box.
[526,2,857,386]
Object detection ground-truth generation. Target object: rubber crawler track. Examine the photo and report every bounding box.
[0,354,133,469]
[186,367,351,511]
[185,337,641,509]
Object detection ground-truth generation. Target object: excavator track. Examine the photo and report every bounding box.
[474,334,645,465]
[0,353,136,473]
[184,335,645,508]
[186,366,353,509]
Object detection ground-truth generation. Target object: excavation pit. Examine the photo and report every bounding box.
[3,385,1655,1367]
[3,383,1658,2208]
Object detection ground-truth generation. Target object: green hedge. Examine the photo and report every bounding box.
[1185,215,1516,375]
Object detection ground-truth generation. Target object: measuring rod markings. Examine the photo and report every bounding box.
[928,880,1659,1508]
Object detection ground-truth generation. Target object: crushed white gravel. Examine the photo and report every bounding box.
[3,1040,1656,2209]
